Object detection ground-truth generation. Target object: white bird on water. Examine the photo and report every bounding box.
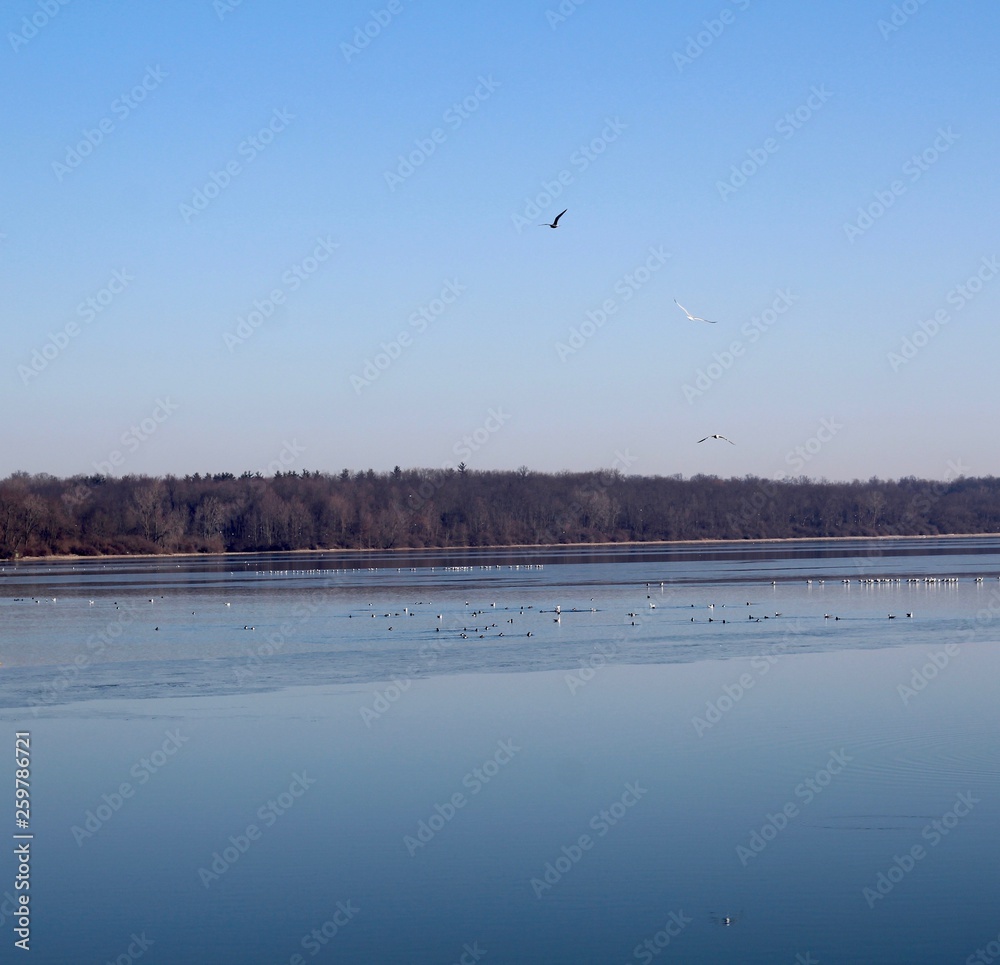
[698,434,735,445]
[674,299,717,324]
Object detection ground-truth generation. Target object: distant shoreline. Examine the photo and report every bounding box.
[5,470,996,563]
[9,531,1000,565]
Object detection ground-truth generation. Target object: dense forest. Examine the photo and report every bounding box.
[1,467,999,559]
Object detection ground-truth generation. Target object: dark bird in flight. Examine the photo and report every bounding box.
[540,208,567,228]
[674,299,718,324]
[698,434,735,445]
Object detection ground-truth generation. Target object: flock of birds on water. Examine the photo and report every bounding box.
[540,208,733,446]
[9,571,998,639]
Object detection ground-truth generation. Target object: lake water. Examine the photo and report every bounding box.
[2,538,1000,963]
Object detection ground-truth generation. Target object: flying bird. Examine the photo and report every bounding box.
[539,209,567,229]
[674,299,717,324]
[698,434,735,445]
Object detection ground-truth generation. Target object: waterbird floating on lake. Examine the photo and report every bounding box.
[710,912,742,927]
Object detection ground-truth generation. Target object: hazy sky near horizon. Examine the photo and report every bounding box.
[3,0,999,483]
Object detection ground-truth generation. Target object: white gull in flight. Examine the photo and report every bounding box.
[674,299,717,324]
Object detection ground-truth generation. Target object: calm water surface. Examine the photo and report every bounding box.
[2,538,999,963]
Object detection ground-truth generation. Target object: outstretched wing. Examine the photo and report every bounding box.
[675,298,717,323]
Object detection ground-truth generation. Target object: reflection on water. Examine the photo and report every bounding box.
[2,538,1000,963]
[2,537,1000,710]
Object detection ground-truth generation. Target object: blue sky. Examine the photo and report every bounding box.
[3,0,999,481]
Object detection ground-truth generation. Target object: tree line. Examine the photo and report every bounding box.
[1,467,998,559]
